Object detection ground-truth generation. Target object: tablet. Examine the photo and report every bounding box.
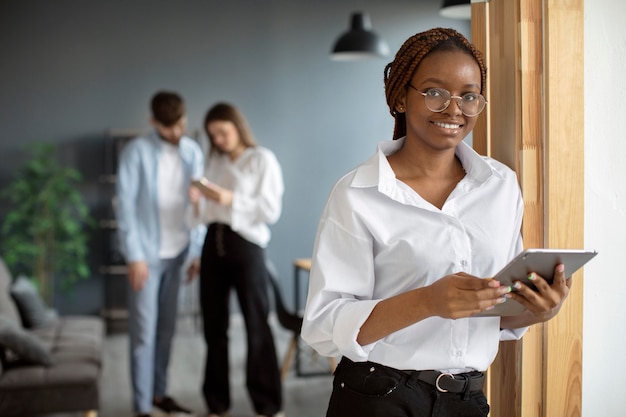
[191,177,215,193]
[474,248,598,317]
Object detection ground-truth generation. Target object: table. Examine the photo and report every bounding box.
[293,258,312,314]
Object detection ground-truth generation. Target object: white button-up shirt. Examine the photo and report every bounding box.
[302,138,526,373]
[197,146,284,248]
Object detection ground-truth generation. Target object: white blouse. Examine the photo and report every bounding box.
[302,138,527,373]
[197,146,283,248]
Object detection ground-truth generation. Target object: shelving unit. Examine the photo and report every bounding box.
[99,129,142,333]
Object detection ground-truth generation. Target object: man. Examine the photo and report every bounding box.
[116,91,205,417]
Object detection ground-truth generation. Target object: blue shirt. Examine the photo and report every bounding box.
[115,130,205,265]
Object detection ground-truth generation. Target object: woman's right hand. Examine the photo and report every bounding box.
[425,272,511,319]
[357,272,511,345]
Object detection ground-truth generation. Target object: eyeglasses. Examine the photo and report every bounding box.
[408,85,486,117]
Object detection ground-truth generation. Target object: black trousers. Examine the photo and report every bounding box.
[200,223,282,416]
[327,358,489,417]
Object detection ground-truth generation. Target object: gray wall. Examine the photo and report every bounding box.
[0,0,469,314]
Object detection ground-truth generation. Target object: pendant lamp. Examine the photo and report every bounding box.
[330,12,389,61]
[439,0,471,20]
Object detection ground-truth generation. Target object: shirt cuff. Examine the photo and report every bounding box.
[333,299,381,362]
[500,326,528,341]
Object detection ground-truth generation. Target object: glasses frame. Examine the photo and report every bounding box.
[408,84,487,117]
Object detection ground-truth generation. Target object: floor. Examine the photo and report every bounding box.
[49,314,334,417]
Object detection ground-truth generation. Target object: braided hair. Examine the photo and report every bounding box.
[384,28,487,139]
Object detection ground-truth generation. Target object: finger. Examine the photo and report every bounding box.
[525,271,550,293]
[506,283,544,312]
[552,263,566,287]
[458,283,512,315]
[508,280,540,310]
[509,275,565,316]
[453,275,502,290]
[476,285,512,307]
[455,272,507,290]
[480,296,508,313]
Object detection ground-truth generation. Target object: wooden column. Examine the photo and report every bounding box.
[542,0,585,416]
[518,1,545,415]
[471,0,584,416]
[470,1,490,157]
[472,1,526,416]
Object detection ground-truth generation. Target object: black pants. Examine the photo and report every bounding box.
[200,223,282,416]
[327,358,489,417]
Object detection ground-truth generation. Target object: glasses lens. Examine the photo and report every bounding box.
[423,88,450,112]
[459,93,486,117]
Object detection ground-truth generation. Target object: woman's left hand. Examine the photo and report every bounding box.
[503,263,571,326]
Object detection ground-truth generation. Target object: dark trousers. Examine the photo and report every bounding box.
[327,358,489,417]
[200,223,282,416]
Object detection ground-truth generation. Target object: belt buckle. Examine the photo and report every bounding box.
[435,372,455,392]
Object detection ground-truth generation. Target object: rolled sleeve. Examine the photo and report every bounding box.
[302,207,377,360]
[500,326,528,341]
[332,299,380,361]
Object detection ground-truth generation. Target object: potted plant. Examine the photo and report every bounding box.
[1,142,92,305]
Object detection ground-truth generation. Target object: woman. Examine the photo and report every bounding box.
[301,28,571,417]
[191,102,284,417]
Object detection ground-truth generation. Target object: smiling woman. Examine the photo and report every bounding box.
[301,27,574,417]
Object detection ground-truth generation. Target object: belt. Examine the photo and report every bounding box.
[404,370,484,393]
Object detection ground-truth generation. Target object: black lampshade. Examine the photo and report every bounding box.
[330,12,390,61]
[440,0,471,19]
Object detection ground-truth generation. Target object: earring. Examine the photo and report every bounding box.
[397,105,405,112]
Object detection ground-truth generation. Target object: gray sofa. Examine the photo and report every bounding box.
[0,257,104,417]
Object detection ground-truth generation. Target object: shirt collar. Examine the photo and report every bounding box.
[350,137,498,189]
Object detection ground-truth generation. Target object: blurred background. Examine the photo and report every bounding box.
[0,0,469,315]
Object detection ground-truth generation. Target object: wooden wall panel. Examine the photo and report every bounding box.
[470,2,489,157]
[473,2,524,416]
[518,1,545,416]
[472,0,585,416]
[484,0,518,172]
[543,0,585,416]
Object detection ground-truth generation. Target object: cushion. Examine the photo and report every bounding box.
[0,258,22,326]
[0,314,53,366]
[10,275,58,328]
[0,347,5,376]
